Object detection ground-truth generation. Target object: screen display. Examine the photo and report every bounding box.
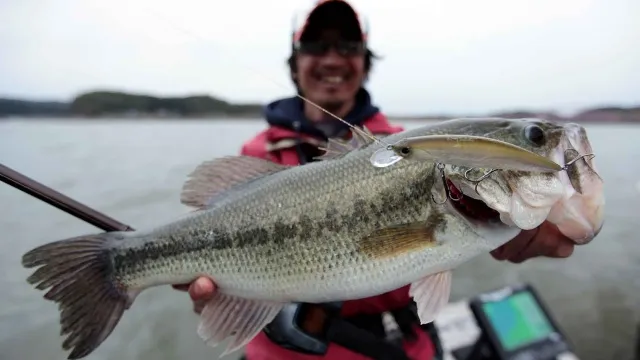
[482,291,555,351]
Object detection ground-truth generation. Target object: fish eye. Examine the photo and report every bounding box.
[524,125,545,146]
[399,147,411,156]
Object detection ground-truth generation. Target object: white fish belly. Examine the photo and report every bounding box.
[199,236,494,303]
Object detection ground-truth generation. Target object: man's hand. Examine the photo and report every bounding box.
[172,277,217,314]
[491,220,575,263]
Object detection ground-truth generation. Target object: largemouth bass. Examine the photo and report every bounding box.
[21,117,605,359]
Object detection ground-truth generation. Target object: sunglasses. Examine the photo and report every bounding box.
[294,41,366,57]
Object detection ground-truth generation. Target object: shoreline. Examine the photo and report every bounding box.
[1,91,638,123]
[2,115,639,124]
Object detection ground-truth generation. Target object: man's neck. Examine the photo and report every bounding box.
[303,98,356,123]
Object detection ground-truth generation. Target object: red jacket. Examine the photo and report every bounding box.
[239,112,436,360]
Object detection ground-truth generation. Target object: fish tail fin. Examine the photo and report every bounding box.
[22,232,131,359]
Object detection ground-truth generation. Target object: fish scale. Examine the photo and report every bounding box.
[151,179,434,310]
[111,148,439,292]
[20,118,605,359]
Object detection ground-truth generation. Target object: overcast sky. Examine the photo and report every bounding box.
[1,0,638,115]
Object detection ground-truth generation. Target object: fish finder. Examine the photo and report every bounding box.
[453,283,574,360]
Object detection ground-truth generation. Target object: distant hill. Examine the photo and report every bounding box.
[0,90,263,118]
[487,106,640,124]
[0,99,70,117]
[569,107,640,123]
[69,91,263,117]
[389,106,640,124]
[0,90,638,123]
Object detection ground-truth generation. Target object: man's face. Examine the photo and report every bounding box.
[294,29,366,110]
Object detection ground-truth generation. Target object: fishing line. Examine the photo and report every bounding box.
[91,2,598,206]
[93,1,388,147]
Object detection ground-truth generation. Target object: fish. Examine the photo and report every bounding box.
[21,117,605,359]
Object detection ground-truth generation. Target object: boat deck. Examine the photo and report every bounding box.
[433,300,581,360]
[383,299,582,360]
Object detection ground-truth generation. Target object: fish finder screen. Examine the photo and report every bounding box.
[482,291,555,351]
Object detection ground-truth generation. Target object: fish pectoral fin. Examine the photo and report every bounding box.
[181,156,289,210]
[197,292,285,356]
[409,270,452,325]
[358,222,440,260]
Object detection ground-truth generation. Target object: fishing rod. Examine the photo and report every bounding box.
[0,163,134,232]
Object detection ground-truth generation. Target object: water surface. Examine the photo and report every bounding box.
[0,119,638,360]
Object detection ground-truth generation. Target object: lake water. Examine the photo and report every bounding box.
[0,118,638,360]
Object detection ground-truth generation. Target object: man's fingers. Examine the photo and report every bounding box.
[508,223,575,263]
[188,277,216,301]
[172,284,190,292]
[543,239,575,258]
[529,222,574,258]
[191,278,216,314]
[538,223,575,258]
[172,277,217,315]
[491,228,537,261]
[508,243,537,263]
[490,245,507,260]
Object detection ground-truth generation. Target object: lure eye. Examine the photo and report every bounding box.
[399,147,411,156]
[524,125,545,146]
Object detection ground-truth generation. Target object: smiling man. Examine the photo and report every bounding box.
[174,1,578,359]
[238,0,404,167]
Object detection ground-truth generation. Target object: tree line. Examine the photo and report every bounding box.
[0,91,263,118]
[1,90,638,122]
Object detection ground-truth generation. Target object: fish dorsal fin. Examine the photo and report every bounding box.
[315,125,377,161]
[180,155,289,210]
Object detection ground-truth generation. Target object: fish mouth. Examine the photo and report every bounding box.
[444,178,503,224]
[443,171,604,246]
[440,126,605,246]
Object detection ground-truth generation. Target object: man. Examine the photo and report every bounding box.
[174,1,576,359]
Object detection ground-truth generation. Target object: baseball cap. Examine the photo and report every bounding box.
[291,0,369,46]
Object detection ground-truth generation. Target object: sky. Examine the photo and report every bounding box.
[0,0,638,116]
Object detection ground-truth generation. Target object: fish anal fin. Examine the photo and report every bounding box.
[315,125,377,161]
[197,292,284,356]
[409,270,452,325]
[180,156,289,210]
[357,222,440,260]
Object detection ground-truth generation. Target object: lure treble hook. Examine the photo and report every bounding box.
[430,149,599,205]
